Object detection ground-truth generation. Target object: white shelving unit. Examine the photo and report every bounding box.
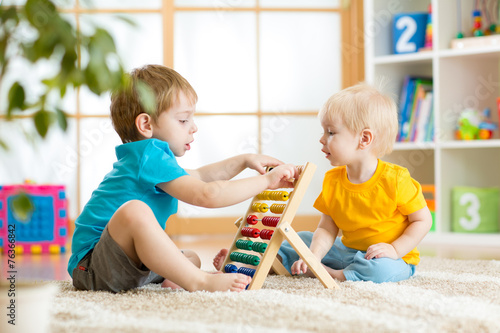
[364,0,500,247]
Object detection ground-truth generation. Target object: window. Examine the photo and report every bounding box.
[0,0,363,232]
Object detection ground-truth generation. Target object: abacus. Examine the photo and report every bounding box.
[221,162,340,290]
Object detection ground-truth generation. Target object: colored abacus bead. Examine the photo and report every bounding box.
[270,203,286,214]
[238,267,256,277]
[247,215,280,227]
[230,252,243,262]
[241,227,260,238]
[251,242,268,253]
[251,202,269,213]
[230,252,260,266]
[236,239,253,250]
[257,190,289,201]
[247,215,259,225]
[225,264,238,273]
[262,216,280,227]
[260,229,274,240]
[246,254,260,266]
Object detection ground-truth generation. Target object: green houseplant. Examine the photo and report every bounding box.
[0,0,154,219]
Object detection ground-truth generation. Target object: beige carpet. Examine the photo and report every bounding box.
[46,257,500,332]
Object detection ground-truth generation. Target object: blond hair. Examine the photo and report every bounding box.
[318,82,398,157]
[110,64,197,143]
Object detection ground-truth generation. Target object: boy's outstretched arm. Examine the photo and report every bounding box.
[158,164,297,208]
[291,214,339,275]
[365,206,433,260]
[185,154,284,182]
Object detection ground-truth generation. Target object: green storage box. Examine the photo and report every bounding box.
[452,187,499,233]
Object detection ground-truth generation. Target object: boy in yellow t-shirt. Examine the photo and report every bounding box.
[277,82,433,283]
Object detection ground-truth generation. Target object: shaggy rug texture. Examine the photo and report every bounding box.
[47,257,500,332]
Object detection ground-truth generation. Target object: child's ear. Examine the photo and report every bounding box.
[359,128,374,149]
[135,113,153,138]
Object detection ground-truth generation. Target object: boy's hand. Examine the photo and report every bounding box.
[265,164,298,189]
[246,154,284,175]
[291,259,308,275]
[365,243,398,260]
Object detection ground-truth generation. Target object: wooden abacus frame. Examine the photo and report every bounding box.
[221,162,340,290]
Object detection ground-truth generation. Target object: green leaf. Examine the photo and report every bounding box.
[10,193,34,223]
[0,38,7,67]
[61,50,78,75]
[0,7,20,26]
[55,18,78,50]
[0,138,9,151]
[33,109,54,138]
[1,0,130,145]
[7,82,25,116]
[30,28,59,60]
[56,108,68,131]
[91,28,117,55]
[136,80,157,115]
[25,0,57,30]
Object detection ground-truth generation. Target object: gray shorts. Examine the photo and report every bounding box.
[72,226,165,293]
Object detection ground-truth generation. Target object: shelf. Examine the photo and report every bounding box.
[374,47,500,63]
[393,142,435,151]
[366,0,500,248]
[423,232,500,247]
[373,51,433,65]
[439,46,500,60]
[439,139,500,149]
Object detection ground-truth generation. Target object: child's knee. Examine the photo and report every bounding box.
[111,200,156,228]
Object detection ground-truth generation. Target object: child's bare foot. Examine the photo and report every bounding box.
[213,248,228,271]
[324,266,346,282]
[202,272,251,292]
[161,279,183,290]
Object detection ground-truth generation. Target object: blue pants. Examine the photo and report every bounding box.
[277,231,416,283]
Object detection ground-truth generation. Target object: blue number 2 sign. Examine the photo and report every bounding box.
[393,13,428,54]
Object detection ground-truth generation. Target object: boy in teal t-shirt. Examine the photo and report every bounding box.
[69,64,298,293]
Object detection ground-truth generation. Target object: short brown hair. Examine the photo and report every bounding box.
[318,82,398,158]
[110,64,197,143]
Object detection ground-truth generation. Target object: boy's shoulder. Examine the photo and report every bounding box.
[116,138,172,158]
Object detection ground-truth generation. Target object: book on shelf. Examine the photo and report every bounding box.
[397,76,434,142]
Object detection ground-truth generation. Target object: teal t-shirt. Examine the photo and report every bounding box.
[68,139,188,277]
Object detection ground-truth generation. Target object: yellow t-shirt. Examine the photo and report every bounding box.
[313,160,427,266]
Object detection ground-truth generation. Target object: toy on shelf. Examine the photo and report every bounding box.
[420,4,433,51]
[452,186,499,233]
[392,11,428,54]
[452,0,500,48]
[221,163,340,290]
[455,108,498,140]
[472,9,484,36]
[0,184,69,254]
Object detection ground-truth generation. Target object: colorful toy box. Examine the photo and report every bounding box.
[0,184,69,254]
[452,186,499,233]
